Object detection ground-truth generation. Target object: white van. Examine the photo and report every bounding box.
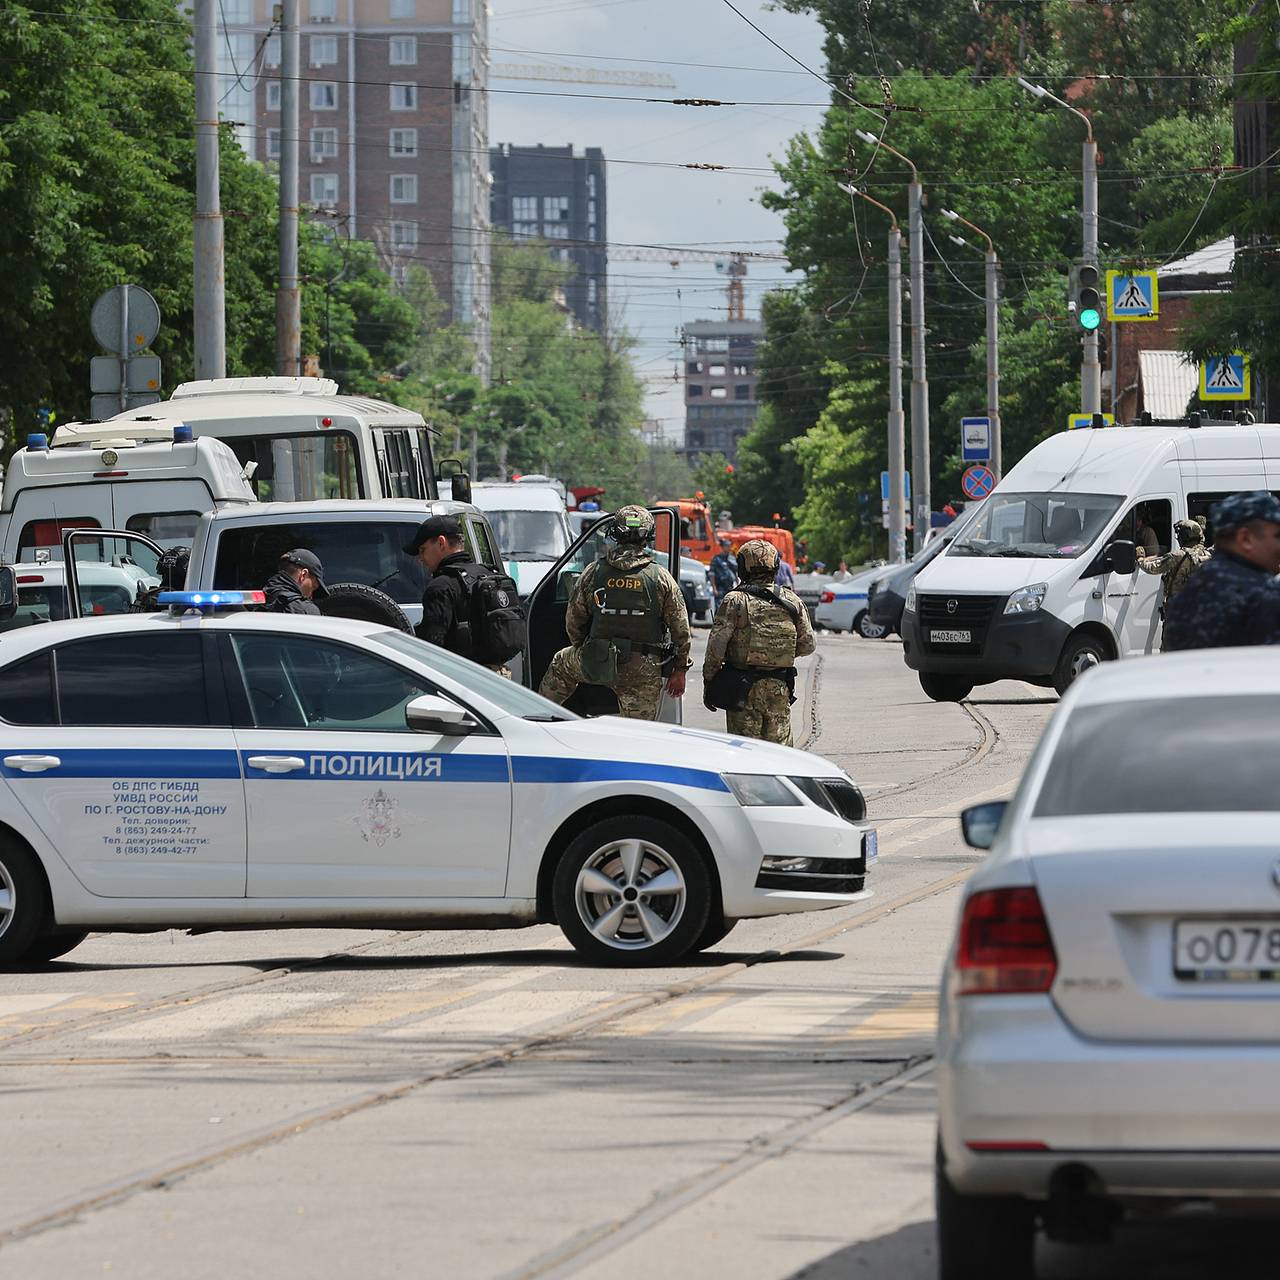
[0,418,255,561]
[468,476,572,598]
[83,376,443,504]
[903,415,1280,700]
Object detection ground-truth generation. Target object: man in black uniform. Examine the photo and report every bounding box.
[1164,492,1280,650]
[403,515,474,651]
[264,549,328,616]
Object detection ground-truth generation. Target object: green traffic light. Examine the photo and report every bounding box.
[1079,307,1102,331]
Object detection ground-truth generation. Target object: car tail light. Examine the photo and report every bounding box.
[820,590,835,603]
[955,887,1056,995]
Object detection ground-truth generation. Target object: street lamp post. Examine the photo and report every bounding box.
[840,183,907,564]
[856,130,930,550]
[1018,78,1100,415]
[942,209,1001,480]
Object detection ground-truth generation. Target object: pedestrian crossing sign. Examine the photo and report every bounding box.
[1105,270,1158,321]
[1067,412,1115,430]
[1199,352,1251,401]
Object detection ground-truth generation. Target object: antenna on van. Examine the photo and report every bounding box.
[1188,412,1202,430]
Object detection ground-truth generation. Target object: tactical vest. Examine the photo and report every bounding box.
[727,583,802,668]
[587,560,665,647]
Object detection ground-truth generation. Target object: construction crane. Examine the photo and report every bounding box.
[608,248,751,320]
[492,64,677,90]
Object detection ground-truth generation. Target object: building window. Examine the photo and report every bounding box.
[587,279,599,305]
[512,196,538,222]
[265,34,281,67]
[390,222,418,250]
[391,174,418,203]
[688,385,704,398]
[389,128,418,158]
[709,363,725,376]
[390,0,414,17]
[390,82,417,111]
[266,128,282,160]
[452,0,472,19]
[587,173,597,196]
[222,0,251,21]
[310,81,338,110]
[732,363,750,376]
[710,386,727,399]
[389,36,417,65]
[544,223,569,239]
[392,263,409,286]
[310,0,336,19]
[310,127,339,163]
[266,80,281,110]
[735,384,751,400]
[310,174,339,206]
[687,361,702,374]
[543,195,570,223]
[310,35,338,65]
[700,337,729,353]
[512,223,538,238]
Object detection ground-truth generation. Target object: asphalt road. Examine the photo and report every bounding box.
[0,634,1258,1278]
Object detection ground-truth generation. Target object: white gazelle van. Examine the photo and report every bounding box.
[903,414,1280,700]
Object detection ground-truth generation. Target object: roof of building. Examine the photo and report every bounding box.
[1159,236,1234,280]
[1138,349,1198,418]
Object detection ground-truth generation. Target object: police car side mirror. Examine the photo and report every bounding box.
[0,567,16,622]
[961,800,1008,850]
[405,693,479,736]
[436,458,472,505]
[1104,539,1137,576]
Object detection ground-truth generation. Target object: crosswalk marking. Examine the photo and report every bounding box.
[259,987,478,1035]
[386,989,604,1039]
[669,991,862,1039]
[92,993,341,1043]
[0,994,82,1024]
[605,993,733,1037]
[841,992,937,1041]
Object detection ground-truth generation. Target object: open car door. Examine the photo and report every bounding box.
[62,528,166,620]
[524,507,682,722]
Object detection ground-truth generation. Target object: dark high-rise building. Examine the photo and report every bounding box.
[489,145,607,332]
[680,319,763,465]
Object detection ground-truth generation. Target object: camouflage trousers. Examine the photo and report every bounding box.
[725,676,794,746]
[539,645,663,719]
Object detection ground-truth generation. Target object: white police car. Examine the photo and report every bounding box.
[0,593,874,968]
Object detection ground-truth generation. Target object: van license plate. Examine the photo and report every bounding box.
[930,629,971,644]
[1174,918,1280,982]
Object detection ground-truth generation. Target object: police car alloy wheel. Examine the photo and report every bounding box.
[856,610,886,640]
[0,839,47,963]
[553,817,711,965]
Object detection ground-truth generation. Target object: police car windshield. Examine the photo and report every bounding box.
[372,631,579,720]
[487,511,568,561]
[950,491,1122,560]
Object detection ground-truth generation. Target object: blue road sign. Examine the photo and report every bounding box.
[1199,353,1250,401]
[1068,412,1116,430]
[1106,270,1158,322]
[961,416,991,462]
[880,470,911,501]
[961,464,996,501]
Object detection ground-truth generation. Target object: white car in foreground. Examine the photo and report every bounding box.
[814,566,888,637]
[0,601,874,968]
[937,649,1280,1279]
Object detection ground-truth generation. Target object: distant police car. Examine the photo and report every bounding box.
[0,597,874,967]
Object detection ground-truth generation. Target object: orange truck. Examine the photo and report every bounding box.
[657,496,717,563]
[723,524,796,568]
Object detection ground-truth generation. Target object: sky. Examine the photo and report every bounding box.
[486,0,830,438]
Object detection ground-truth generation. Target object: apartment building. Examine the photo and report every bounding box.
[216,0,490,379]
[489,144,607,333]
[680,319,763,465]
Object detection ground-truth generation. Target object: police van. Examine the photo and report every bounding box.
[0,417,255,562]
[904,414,1280,700]
[75,376,450,505]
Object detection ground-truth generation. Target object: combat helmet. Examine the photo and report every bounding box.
[736,538,780,579]
[608,505,656,543]
[1173,518,1204,546]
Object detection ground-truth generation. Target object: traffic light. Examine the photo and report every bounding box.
[1075,263,1102,331]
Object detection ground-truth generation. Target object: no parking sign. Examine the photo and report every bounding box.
[961,465,996,500]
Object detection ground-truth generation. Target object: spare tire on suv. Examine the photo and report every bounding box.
[318,583,412,632]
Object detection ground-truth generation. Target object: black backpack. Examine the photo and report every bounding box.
[440,563,525,665]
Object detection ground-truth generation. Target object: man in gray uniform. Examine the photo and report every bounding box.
[1164,492,1280,650]
[1139,518,1211,650]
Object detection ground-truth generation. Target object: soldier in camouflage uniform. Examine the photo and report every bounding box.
[539,506,690,719]
[1164,492,1280,651]
[1139,518,1212,650]
[703,539,815,746]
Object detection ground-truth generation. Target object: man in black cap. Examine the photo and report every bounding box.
[403,515,497,659]
[264,549,328,616]
[1164,492,1280,650]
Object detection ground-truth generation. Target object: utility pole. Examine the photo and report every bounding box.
[856,130,929,548]
[1018,78,1100,414]
[193,0,226,379]
[841,184,906,563]
[276,0,301,377]
[942,208,1001,479]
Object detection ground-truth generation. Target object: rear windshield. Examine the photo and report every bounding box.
[1034,696,1280,816]
[226,432,362,501]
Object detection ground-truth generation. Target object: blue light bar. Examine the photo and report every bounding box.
[157,590,267,608]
